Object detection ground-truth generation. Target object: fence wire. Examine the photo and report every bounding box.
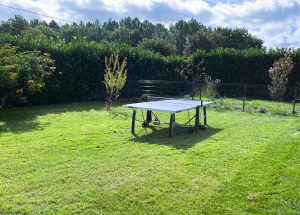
[133,80,300,116]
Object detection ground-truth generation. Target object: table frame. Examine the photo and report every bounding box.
[130,104,208,137]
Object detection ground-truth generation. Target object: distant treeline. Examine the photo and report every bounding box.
[1,33,299,105]
[0,15,263,56]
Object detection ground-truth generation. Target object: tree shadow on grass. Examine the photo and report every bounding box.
[131,125,222,150]
[109,109,131,119]
[0,102,105,134]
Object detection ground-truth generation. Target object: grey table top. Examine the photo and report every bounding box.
[123,99,213,113]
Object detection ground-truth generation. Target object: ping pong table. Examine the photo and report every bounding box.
[123,98,213,137]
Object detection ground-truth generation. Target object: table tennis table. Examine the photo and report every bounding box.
[123,98,213,137]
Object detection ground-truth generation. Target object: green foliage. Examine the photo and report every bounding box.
[202,75,221,98]
[214,27,263,49]
[0,15,30,35]
[49,20,60,31]
[184,31,222,55]
[170,19,206,55]
[176,56,206,97]
[1,33,299,106]
[268,53,294,100]
[104,51,127,110]
[138,38,176,56]
[183,27,262,55]
[0,43,55,108]
[0,16,263,54]
[191,48,299,85]
[0,34,184,104]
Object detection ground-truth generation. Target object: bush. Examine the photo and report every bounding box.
[268,53,294,100]
[202,75,221,98]
[0,43,55,108]
[103,51,127,110]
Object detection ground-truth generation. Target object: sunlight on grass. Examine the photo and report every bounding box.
[0,102,299,214]
[200,96,300,116]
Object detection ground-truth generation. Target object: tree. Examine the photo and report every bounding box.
[268,53,294,100]
[49,20,60,31]
[176,56,206,97]
[0,44,55,108]
[0,15,29,35]
[103,51,127,110]
[103,18,119,32]
[215,27,263,49]
[170,19,206,55]
[35,25,59,38]
[184,31,222,55]
[138,39,175,56]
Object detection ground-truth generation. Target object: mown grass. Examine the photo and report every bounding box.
[201,96,300,116]
[0,101,299,214]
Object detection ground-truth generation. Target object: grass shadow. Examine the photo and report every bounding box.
[0,102,105,134]
[109,109,131,119]
[131,125,222,150]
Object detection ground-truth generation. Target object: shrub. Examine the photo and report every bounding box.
[0,44,55,108]
[103,51,127,110]
[268,53,294,100]
[203,75,221,98]
[176,56,206,97]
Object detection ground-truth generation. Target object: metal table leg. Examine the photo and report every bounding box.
[169,113,175,137]
[146,110,152,123]
[131,110,136,134]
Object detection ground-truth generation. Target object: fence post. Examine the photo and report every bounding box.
[199,81,202,101]
[242,84,247,112]
[292,86,298,115]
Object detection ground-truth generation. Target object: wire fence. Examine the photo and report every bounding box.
[132,80,300,116]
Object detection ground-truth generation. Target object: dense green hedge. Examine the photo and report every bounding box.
[0,34,184,104]
[1,34,299,105]
[192,48,300,85]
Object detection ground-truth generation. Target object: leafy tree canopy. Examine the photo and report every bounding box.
[138,38,176,56]
[0,15,264,55]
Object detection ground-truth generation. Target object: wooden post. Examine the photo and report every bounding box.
[243,84,247,112]
[293,86,298,115]
[203,107,207,125]
[199,81,202,101]
[195,107,200,128]
[169,114,175,137]
[131,110,136,134]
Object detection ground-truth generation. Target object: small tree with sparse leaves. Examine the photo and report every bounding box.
[176,56,206,97]
[268,53,294,100]
[103,50,127,110]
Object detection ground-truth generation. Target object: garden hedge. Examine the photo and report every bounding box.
[0,34,184,104]
[192,48,300,85]
[1,34,299,105]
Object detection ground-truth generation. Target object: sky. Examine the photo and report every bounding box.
[0,0,300,48]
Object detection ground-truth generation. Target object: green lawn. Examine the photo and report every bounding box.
[0,101,299,214]
[201,97,300,116]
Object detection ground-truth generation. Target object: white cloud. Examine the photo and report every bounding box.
[0,0,299,48]
[207,0,300,48]
[166,0,210,14]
